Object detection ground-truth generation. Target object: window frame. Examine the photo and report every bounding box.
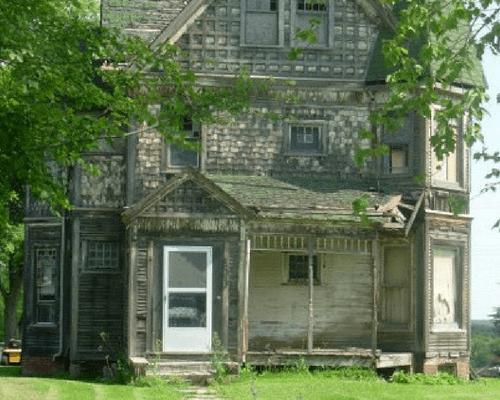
[241,0,285,48]
[284,122,327,156]
[291,0,334,48]
[83,241,121,272]
[34,246,58,325]
[162,118,203,172]
[379,245,412,331]
[431,244,464,332]
[380,113,414,177]
[430,107,465,189]
[285,253,321,285]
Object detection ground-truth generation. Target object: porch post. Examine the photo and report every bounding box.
[237,225,249,363]
[127,224,138,357]
[372,231,380,358]
[307,236,314,353]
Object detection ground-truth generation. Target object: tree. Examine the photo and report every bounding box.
[0,0,257,341]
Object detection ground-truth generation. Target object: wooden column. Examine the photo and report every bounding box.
[307,236,314,354]
[70,216,80,361]
[237,225,249,363]
[146,240,154,352]
[371,232,379,358]
[127,224,138,357]
[221,241,230,350]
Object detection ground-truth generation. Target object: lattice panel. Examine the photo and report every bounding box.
[151,181,232,215]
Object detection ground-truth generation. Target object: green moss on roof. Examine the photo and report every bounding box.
[208,175,397,213]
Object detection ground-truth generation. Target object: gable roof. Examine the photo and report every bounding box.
[122,168,255,225]
[149,0,395,49]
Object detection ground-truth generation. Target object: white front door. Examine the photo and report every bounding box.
[163,246,212,352]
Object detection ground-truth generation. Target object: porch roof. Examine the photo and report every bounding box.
[208,174,409,220]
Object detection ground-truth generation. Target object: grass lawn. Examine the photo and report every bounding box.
[0,367,184,400]
[215,370,500,400]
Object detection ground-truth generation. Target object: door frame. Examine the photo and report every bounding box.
[163,245,213,352]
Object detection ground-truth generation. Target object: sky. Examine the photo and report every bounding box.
[470,50,500,320]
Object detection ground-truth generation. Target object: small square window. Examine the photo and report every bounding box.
[87,242,120,270]
[289,125,323,154]
[288,254,319,284]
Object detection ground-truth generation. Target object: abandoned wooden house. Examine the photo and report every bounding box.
[22,0,482,377]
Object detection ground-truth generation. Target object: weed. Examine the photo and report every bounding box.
[292,356,310,375]
[210,333,229,383]
[391,370,466,385]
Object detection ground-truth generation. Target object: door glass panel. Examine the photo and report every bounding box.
[169,293,206,327]
[168,251,207,288]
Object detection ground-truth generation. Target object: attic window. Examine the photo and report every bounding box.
[293,0,332,47]
[297,0,326,12]
[164,118,201,170]
[242,0,282,46]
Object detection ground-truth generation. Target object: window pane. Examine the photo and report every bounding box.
[390,146,408,174]
[169,146,199,167]
[289,255,318,281]
[168,251,207,288]
[36,248,56,301]
[290,126,321,153]
[168,293,206,327]
[87,242,119,270]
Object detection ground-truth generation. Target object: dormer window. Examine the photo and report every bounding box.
[292,0,333,47]
[242,0,283,46]
[164,118,201,170]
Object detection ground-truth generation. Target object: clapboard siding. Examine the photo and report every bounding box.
[77,273,124,358]
[248,251,373,350]
[428,331,468,353]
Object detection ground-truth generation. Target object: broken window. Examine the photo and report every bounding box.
[164,118,201,169]
[293,0,332,47]
[388,145,409,174]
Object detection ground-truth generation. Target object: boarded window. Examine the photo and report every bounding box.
[87,241,120,270]
[243,0,280,45]
[289,126,322,154]
[433,247,460,329]
[389,145,409,174]
[288,254,318,283]
[165,118,201,169]
[381,247,411,328]
[36,247,57,323]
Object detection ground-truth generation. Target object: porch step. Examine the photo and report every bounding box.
[179,386,224,399]
[146,361,216,384]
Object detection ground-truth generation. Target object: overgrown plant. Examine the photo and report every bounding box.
[210,333,230,383]
[391,370,466,385]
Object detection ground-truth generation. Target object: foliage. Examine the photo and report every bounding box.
[471,334,500,369]
[391,370,465,385]
[216,368,500,400]
[491,307,500,336]
[317,365,380,381]
[0,0,257,214]
[210,332,230,383]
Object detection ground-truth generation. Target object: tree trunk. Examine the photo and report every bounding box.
[3,279,22,342]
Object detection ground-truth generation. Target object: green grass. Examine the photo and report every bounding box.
[0,367,185,400]
[215,370,500,400]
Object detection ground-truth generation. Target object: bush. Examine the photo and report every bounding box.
[391,371,465,385]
